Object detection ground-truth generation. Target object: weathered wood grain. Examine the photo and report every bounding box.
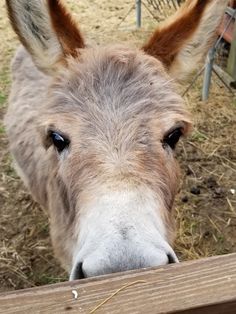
[0,253,236,314]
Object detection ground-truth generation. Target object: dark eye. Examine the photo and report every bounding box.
[163,128,183,150]
[50,132,70,153]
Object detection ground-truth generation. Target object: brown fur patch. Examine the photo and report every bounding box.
[48,0,85,56]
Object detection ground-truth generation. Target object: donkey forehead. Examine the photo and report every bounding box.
[48,46,187,133]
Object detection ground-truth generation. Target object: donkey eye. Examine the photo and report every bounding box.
[163,128,183,150]
[50,132,70,153]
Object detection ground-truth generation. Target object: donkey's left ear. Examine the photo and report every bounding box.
[6,0,85,74]
[143,0,228,81]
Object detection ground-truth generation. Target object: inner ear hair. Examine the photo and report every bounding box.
[6,0,85,74]
[142,0,228,81]
[47,0,85,56]
[143,1,209,67]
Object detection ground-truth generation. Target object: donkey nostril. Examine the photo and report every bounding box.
[167,253,176,264]
[74,262,85,279]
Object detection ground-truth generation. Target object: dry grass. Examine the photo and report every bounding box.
[0,0,236,292]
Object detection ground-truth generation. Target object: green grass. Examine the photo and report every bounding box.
[191,130,208,143]
[35,274,67,286]
[0,68,10,86]
[233,99,236,108]
[0,122,5,134]
[0,91,7,107]
[0,67,10,108]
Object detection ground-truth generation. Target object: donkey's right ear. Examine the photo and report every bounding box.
[6,0,85,74]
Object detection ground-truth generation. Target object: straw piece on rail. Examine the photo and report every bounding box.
[89,280,147,314]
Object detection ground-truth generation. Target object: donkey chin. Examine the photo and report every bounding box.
[69,188,178,280]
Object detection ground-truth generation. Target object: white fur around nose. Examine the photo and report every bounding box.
[70,187,177,279]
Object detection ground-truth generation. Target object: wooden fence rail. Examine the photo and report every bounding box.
[1,253,236,314]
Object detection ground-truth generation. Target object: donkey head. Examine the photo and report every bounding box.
[6,0,227,279]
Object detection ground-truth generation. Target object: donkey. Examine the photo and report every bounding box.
[5,0,227,280]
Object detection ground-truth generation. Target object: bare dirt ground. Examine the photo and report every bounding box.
[0,0,236,292]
